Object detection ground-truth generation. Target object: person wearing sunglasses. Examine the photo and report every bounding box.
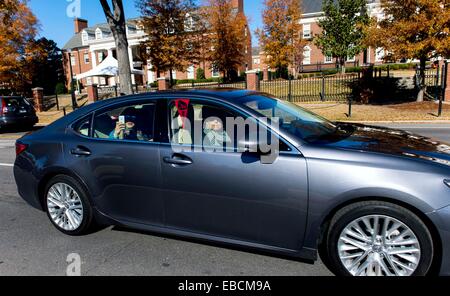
[110,108,146,141]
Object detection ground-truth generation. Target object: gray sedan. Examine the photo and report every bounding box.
[13,90,450,276]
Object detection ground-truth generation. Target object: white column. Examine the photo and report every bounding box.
[128,46,136,85]
[91,51,97,68]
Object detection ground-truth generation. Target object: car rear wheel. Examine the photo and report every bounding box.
[44,175,94,236]
[325,201,434,276]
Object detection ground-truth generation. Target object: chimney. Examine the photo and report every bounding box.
[231,0,243,12]
[74,18,88,33]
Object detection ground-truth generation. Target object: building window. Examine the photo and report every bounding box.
[70,56,76,66]
[347,55,356,62]
[84,53,90,64]
[99,77,106,85]
[98,52,104,63]
[303,46,311,65]
[375,47,385,62]
[86,77,92,85]
[325,55,333,63]
[187,65,195,80]
[82,31,88,43]
[253,58,260,65]
[95,28,103,40]
[303,24,312,39]
[212,68,220,77]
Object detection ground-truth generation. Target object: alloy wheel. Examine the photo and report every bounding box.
[337,215,421,276]
[47,183,84,231]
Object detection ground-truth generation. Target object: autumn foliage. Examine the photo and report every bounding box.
[366,0,450,101]
[138,0,203,83]
[257,0,305,78]
[0,0,41,93]
[205,0,248,80]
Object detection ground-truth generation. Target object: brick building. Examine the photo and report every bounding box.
[62,0,252,90]
[253,0,385,74]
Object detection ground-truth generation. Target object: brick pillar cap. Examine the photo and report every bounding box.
[157,77,169,81]
[246,70,260,75]
[32,87,43,91]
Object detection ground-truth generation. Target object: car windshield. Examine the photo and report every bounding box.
[238,94,339,142]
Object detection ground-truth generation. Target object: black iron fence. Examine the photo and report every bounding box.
[172,80,246,90]
[42,94,59,111]
[260,73,359,102]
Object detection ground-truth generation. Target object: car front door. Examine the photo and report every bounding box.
[63,99,165,226]
[159,98,308,250]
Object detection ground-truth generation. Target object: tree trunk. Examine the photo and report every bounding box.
[114,29,133,95]
[340,57,346,74]
[169,69,174,87]
[416,56,426,102]
[100,0,133,95]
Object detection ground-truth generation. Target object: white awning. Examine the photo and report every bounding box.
[76,55,144,80]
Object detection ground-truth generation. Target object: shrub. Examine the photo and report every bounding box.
[55,82,67,95]
[196,68,206,80]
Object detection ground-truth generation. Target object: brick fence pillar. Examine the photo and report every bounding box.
[158,77,170,91]
[444,62,450,101]
[87,84,98,103]
[263,68,269,81]
[246,70,260,91]
[32,87,44,112]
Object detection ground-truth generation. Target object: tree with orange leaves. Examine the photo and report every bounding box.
[0,0,41,94]
[205,0,248,81]
[366,0,450,102]
[257,0,305,78]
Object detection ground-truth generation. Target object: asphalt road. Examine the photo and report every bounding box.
[0,123,448,276]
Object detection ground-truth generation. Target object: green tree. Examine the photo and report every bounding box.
[314,0,369,74]
[137,0,203,85]
[30,38,64,94]
[366,0,450,102]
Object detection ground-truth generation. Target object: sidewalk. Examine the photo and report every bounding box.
[299,101,450,122]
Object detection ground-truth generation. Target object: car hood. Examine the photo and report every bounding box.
[320,123,450,166]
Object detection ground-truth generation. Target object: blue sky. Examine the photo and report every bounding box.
[29,0,264,48]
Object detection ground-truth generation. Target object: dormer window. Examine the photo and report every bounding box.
[82,31,89,43]
[95,28,103,40]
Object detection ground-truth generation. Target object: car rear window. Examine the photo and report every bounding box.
[1,97,30,108]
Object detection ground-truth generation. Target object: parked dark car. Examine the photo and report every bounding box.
[0,96,38,131]
[13,90,450,276]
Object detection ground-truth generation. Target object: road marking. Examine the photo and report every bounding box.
[0,163,13,167]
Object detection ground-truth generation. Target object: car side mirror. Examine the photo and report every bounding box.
[237,139,278,165]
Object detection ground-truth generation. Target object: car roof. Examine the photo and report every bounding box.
[113,88,258,103]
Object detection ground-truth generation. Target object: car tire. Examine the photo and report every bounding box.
[324,201,434,276]
[44,175,94,236]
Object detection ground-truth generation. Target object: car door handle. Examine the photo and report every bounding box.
[70,147,91,157]
[163,156,193,166]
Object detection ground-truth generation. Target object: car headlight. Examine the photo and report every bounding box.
[445,180,450,188]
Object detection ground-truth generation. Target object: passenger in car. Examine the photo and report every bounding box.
[109,108,149,141]
[203,116,231,148]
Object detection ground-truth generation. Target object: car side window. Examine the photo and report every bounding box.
[73,115,91,137]
[168,99,292,152]
[93,102,156,142]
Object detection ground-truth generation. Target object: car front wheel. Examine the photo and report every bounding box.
[325,201,434,276]
[44,175,94,236]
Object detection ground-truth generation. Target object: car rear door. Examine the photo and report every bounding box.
[159,97,309,251]
[62,99,165,226]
